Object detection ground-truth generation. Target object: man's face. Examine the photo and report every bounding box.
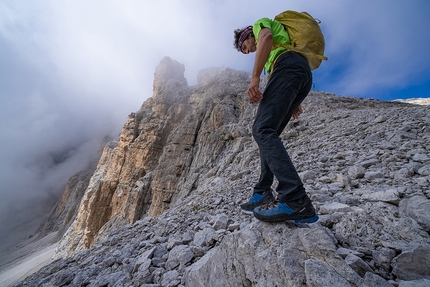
[241,37,257,54]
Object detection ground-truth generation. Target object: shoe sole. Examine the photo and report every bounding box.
[294,215,319,223]
[241,208,254,215]
[254,212,319,223]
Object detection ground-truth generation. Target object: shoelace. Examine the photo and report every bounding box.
[259,199,280,211]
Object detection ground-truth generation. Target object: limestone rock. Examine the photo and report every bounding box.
[361,188,400,205]
[372,247,396,274]
[391,243,430,280]
[359,273,393,287]
[398,279,430,287]
[344,253,373,277]
[185,223,362,287]
[192,228,216,248]
[320,202,353,214]
[165,245,194,270]
[211,214,229,231]
[399,194,430,232]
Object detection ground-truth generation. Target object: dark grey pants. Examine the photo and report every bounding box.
[252,51,312,202]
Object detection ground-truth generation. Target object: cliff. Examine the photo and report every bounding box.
[15,57,430,286]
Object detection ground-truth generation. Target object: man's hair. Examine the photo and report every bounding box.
[233,26,254,51]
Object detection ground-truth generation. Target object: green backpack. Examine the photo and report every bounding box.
[274,10,328,70]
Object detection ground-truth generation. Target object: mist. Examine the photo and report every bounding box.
[1,0,430,249]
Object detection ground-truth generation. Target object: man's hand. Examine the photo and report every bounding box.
[248,77,263,103]
[291,105,303,120]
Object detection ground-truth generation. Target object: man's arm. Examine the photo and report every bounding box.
[248,27,273,103]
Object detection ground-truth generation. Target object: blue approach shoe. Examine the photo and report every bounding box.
[253,195,319,223]
[241,190,274,214]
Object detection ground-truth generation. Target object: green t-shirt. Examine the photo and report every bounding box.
[253,18,291,73]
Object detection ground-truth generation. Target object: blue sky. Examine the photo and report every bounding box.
[0,0,429,245]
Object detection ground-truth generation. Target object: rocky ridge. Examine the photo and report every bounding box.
[14,57,430,286]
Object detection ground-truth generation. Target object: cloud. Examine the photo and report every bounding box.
[311,0,430,97]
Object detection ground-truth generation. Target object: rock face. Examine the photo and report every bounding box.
[14,57,430,287]
[53,57,252,258]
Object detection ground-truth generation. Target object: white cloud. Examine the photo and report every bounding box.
[311,0,430,96]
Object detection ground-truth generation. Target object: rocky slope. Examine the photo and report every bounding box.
[14,57,430,286]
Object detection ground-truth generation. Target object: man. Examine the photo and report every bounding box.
[234,17,318,223]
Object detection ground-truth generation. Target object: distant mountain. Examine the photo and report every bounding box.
[393,98,430,106]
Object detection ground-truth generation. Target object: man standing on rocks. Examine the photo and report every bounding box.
[233,17,318,223]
